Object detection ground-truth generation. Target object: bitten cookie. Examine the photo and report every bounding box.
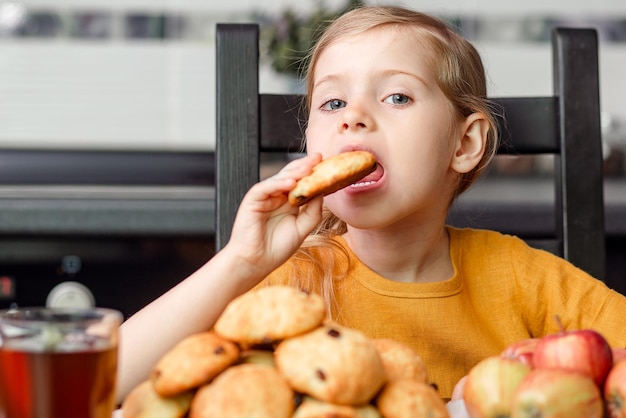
[370,338,429,383]
[375,379,450,418]
[214,285,326,346]
[189,363,294,418]
[288,151,377,206]
[121,380,193,418]
[150,331,239,397]
[293,396,382,418]
[274,324,386,405]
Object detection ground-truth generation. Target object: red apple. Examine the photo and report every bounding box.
[511,368,603,418]
[501,338,539,367]
[463,356,531,418]
[613,348,626,366]
[533,327,613,387]
[605,359,626,418]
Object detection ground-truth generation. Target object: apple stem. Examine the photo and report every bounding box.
[554,315,565,332]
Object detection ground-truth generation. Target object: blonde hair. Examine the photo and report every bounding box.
[282,6,499,311]
[304,6,498,188]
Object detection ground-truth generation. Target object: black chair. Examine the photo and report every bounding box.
[215,23,605,281]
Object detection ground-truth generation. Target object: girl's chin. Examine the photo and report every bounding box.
[324,199,378,224]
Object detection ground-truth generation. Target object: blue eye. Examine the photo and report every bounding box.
[322,99,346,111]
[384,94,410,105]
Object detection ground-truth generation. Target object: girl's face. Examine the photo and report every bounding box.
[306,27,476,231]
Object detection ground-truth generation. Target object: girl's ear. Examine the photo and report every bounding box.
[451,113,489,174]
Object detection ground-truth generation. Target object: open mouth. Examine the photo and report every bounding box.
[350,163,383,188]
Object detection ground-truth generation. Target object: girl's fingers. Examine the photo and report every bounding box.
[295,195,323,234]
[244,153,322,207]
[269,153,322,182]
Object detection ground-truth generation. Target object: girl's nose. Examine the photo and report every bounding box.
[339,104,375,132]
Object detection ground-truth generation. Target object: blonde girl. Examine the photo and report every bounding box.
[118,5,626,402]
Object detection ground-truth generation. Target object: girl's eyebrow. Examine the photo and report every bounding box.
[381,69,430,88]
[313,69,429,92]
[312,74,342,91]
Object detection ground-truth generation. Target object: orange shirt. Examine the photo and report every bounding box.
[262,226,626,400]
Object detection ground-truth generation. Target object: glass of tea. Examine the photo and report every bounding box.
[0,307,123,418]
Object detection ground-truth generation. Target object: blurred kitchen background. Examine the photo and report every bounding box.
[1,0,625,317]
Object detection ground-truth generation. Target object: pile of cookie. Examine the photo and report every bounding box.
[121,285,450,418]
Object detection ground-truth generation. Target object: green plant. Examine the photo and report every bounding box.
[260,0,364,77]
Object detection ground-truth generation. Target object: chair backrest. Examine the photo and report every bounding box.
[215,23,606,281]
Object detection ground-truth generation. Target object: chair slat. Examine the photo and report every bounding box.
[259,94,306,152]
[259,95,560,155]
[216,24,261,250]
[492,97,559,154]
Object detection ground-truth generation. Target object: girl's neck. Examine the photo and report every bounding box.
[342,223,453,284]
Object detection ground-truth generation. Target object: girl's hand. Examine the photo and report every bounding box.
[222,154,324,283]
[117,154,322,402]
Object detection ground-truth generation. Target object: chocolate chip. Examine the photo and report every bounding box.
[327,328,341,338]
[316,369,327,381]
[214,346,225,355]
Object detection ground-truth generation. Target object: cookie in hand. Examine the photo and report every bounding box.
[288,151,377,206]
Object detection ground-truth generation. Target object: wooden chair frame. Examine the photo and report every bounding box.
[215,23,605,281]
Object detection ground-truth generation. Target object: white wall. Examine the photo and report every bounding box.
[0,0,624,151]
[13,0,626,14]
[0,41,216,150]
